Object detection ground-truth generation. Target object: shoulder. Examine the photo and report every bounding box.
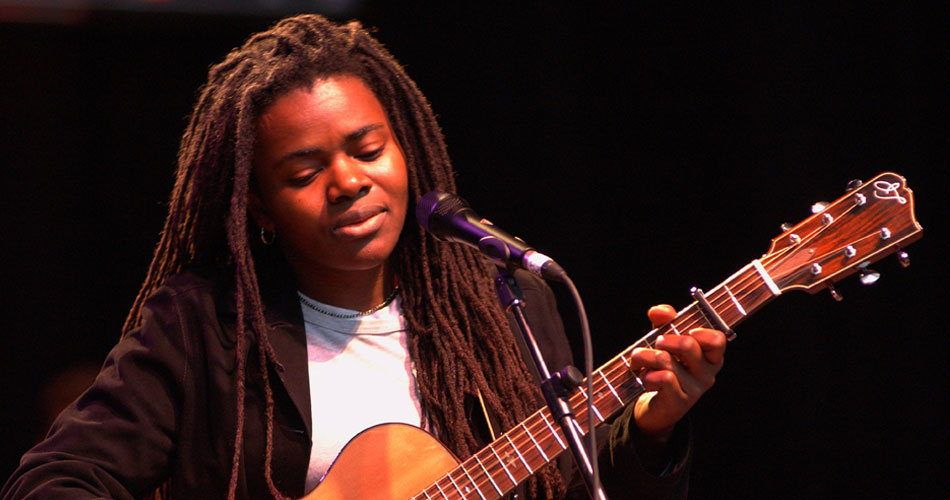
[142,268,230,318]
[158,268,223,299]
[128,268,239,353]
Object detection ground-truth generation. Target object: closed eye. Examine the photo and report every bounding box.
[355,147,384,162]
[289,168,322,186]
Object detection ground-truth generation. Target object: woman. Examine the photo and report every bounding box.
[3,14,724,500]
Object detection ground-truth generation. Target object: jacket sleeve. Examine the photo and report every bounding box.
[513,271,692,499]
[1,282,194,500]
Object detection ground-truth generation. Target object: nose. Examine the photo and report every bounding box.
[326,154,371,203]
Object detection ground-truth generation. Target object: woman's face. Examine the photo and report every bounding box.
[250,75,409,282]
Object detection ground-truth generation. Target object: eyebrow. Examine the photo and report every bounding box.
[273,123,385,169]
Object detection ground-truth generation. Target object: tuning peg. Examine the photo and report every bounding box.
[858,269,881,285]
[897,249,910,267]
[846,179,863,192]
[828,284,844,301]
[811,201,829,214]
[780,222,793,232]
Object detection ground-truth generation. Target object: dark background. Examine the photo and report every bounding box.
[1,2,945,498]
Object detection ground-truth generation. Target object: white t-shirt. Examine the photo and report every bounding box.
[298,292,422,492]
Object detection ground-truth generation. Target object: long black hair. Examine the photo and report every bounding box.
[123,14,564,499]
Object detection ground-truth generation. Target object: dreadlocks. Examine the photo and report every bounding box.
[122,14,565,499]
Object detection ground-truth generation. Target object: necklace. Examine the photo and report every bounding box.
[298,286,400,319]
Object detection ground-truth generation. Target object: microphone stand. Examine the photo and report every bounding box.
[493,267,608,500]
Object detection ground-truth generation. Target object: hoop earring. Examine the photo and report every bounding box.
[260,227,276,245]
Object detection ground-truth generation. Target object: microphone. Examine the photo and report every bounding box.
[415,191,566,282]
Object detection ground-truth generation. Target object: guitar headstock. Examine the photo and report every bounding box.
[761,172,923,294]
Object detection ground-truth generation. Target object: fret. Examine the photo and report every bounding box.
[421,262,785,499]
[598,370,623,405]
[412,162,919,498]
[474,454,503,496]
[504,433,533,474]
[620,352,632,368]
[540,411,566,449]
[752,258,781,296]
[447,471,465,499]
[708,261,782,329]
[459,465,487,500]
[520,422,548,462]
[576,385,604,422]
[488,443,517,486]
[571,418,586,437]
[435,481,448,499]
[669,322,682,336]
[632,372,646,391]
[722,284,746,316]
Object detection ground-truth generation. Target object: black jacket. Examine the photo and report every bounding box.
[3,269,689,499]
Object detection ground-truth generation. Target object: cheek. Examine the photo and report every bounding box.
[269,192,323,233]
[391,158,410,204]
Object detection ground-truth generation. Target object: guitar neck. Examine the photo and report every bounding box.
[410,172,922,500]
[414,260,780,500]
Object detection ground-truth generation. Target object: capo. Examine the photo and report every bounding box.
[690,287,737,341]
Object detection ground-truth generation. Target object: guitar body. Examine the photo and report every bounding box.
[301,423,461,500]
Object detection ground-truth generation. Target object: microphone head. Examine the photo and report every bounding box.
[415,191,470,238]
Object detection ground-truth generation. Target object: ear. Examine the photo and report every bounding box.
[248,191,275,231]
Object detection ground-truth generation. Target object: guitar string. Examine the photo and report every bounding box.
[482,268,764,493]
[590,195,882,425]
[515,188,895,495]
[417,195,882,498]
[753,194,868,286]
[432,268,766,499]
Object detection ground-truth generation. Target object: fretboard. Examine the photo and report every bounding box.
[412,260,781,500]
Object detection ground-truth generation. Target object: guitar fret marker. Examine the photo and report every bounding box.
[723,285,747,316]
[540,411,566,449]
[521,422,548,462]
[488,444,517,485]
[474,454,503,496]
[598,370,623,405]
[504,434,533,474]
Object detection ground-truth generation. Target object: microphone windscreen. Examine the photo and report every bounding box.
[415,191,469,233]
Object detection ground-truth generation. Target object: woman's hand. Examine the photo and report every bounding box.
[628,304,727,443]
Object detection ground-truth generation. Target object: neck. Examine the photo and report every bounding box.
[294,262,395,312]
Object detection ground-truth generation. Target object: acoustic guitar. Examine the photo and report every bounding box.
[302,172,923,500]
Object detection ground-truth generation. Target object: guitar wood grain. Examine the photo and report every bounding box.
[301,423,461,500]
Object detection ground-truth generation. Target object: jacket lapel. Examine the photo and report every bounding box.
[263,286,313,441]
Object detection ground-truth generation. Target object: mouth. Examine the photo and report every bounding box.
[333,205,387,237]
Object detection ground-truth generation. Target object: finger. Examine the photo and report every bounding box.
[654,334,705,374]
[629,347,675,372]
[688,328,727,366]
[639,367,688,400]
[647,304,676,328]
[629,347,703,397]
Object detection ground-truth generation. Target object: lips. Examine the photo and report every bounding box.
[332,204,387,237]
